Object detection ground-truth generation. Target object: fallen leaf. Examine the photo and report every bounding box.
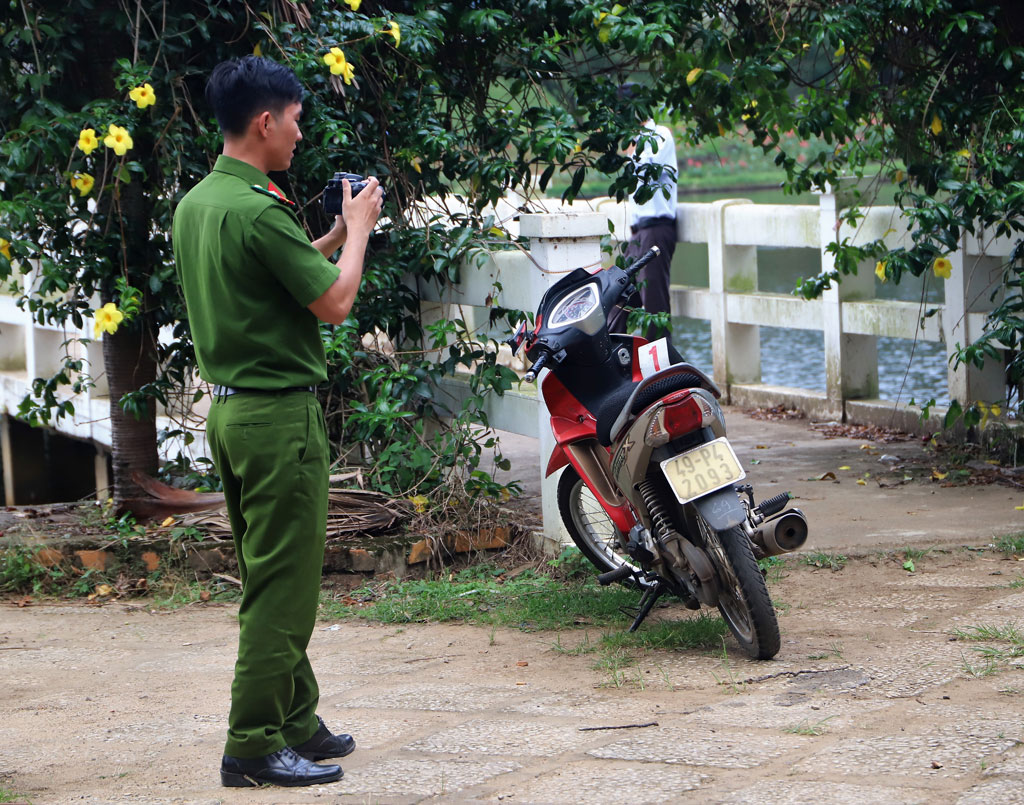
[931,470,948,480]
[856,479,867,485]
[95,584,113,597]
[755,445,769,449]
[199,590,211,602]
[809,471,837,481]
[838,465,851,471]
[517,661,529,667]
[15,596,32,608]
[931,760,943,769]
[160,516,175,528]
[903,559,915,573]
[750,459,761,465]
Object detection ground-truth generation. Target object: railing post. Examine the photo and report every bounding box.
[819,186,878,420]
[519,212,606,548]
[944,238,1005,407]
[707,199,760,399]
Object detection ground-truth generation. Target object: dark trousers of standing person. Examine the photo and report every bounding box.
[607,216,677,343]
[206,389,329,759]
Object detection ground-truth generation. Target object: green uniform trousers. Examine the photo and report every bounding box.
[207,390,329,758]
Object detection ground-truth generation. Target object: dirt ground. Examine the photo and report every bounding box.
[3,548,1024,804]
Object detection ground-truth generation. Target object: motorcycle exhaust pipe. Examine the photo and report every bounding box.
[751,508,808,557]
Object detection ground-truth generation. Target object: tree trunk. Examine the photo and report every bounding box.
[102,317,160,509]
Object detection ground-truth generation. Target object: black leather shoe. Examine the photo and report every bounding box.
[220,746,343,787]
[291,715,356,761]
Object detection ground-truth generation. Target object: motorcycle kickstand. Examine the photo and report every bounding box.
[628,582,665,632]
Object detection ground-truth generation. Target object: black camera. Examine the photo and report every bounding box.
[322,172,385,216]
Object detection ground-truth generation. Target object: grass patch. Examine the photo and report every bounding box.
[953,622,1024,676]
[784,716,835,736]
[995,533,1024,557]
[320,563,644,630]
[601,613,727,652]
[800,552,847,572]
[758,555,788,584]
[0,786,26,804]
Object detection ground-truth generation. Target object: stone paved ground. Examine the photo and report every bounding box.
[4,549,1024,804]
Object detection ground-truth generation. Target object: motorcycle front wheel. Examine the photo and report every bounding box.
[695,513,781,660]
[557,466,648,587]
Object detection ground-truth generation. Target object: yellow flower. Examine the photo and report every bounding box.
[323,47,355,84]
[343,0,361,9]
[686,67,703,86]
[408,494,429,513]
[874,260,887,283]
[77,128,99,156]
[801,43,810,51]
[103,124,134,156]
[410,156,423,174]
[930,114,943,136]
[129,83,156,109]
[93,302,125,338]
[932,256,952,279]
[956,148,971,159]
[385,20,400,47]
[0,238,10,261]
[71,172,95,197]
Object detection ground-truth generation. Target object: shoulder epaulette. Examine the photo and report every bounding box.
[250,183,296,207]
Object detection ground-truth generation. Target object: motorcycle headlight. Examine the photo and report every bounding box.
[548,283,599,329]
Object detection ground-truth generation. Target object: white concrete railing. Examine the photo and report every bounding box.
[1,191,1014,533]
[0,268,206,504]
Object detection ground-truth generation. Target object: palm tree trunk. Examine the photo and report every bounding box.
[102,317,159,508]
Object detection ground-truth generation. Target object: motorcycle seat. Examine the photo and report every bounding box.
[595,371,706,447]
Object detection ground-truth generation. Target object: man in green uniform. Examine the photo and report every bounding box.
[172,55,382,788]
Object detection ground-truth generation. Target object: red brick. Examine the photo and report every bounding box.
[75,550,111,571]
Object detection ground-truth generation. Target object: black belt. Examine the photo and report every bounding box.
[631,215,676,234]
[212,384,315,398]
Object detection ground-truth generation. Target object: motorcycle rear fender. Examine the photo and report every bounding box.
[693,486,748,531]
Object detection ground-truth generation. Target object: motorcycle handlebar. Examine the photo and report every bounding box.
[624,245,661,281]
[523,351,550,383]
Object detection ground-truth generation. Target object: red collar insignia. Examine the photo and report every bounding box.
[266,181,295,206]
[250,182,296,207]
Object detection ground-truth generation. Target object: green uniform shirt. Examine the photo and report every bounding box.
[172,155,340,388]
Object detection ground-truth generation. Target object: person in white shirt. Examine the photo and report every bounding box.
[608,111,679,344]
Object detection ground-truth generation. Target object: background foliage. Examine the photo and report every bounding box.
[1,1,1022,509]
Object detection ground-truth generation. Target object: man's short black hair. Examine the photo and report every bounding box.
[206,55,304,137]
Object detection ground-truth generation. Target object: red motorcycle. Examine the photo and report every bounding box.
[508,247,808,659]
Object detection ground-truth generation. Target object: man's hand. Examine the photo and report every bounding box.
[307,176,383,326]
[341,176,383,239]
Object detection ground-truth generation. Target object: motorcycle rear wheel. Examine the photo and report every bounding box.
[557,466,647,587]
[696,514,781,660]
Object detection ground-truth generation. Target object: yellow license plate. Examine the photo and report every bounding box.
[660,438,746,504]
